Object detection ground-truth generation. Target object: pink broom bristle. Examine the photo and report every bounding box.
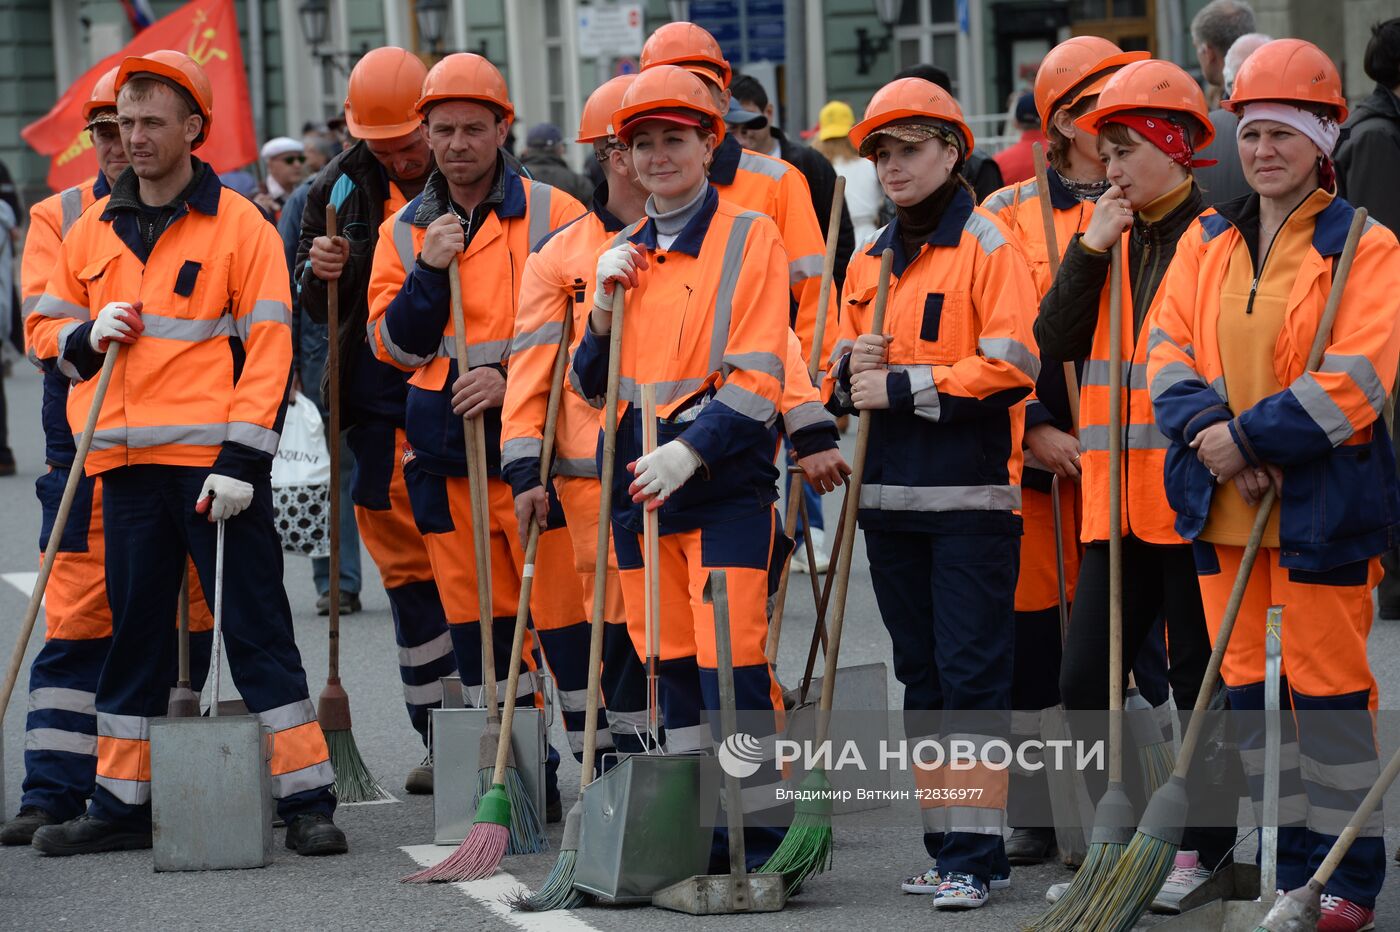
[401,822,510,883]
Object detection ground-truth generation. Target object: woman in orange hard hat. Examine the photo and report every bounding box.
[1034,58,1238,910]
[1148,39,1400,930]
[568,65,793,869]
[825,77,1039,911]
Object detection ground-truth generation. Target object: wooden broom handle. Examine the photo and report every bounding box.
[1107,242,1124,783]
[1032,142,1081,428]
[325,204,343,680]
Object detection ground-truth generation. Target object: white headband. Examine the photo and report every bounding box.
[1236,102,1340,158]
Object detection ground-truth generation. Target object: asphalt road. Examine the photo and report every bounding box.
[1,360,1399,930]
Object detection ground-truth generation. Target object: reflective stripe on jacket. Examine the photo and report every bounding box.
[825,185,1039,534]
[28,165,293,482]
[1147,191,1400,571]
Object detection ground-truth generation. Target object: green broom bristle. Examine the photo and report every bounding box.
[1089,831,1178,931]
[758,768,835,894]
[1138,742,1175,799]
[508,803,588,912]
[1023,838,1126,931]
[325,728,392,803]
[473,766,548,855]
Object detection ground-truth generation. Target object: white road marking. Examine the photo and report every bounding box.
[340,793,401,806]
[3,572,40,601]
[400,844,602,931]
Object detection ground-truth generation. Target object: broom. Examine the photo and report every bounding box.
[766,176,846,668]
[0,343,122,723]
[1032,142,1082,429]
[511,287,628,911]
[1086,206,1370,932]
[760,247,894,893]
[166,575,200,718]
[1126,675,1173,798]
[403,252,543,883]
[316,204,392,803]
[1025,243,1134,932]
[1255,742,1400,930]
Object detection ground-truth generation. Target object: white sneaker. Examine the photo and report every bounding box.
[933,872,989,910]
[791,528,830,575]
[1150,850,1212,914]
[902,866,1009,893]
[1045,880,1071,903]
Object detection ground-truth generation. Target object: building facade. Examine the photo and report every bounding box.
[1,0,1384,206]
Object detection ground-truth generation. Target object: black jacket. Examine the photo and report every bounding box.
[1336,84,1400,233]
[771,126,855,287]
[1035,183,1205,362]
[294,141,410,428]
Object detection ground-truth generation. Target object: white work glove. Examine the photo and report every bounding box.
[629,439,703,508]
[88,301,144,351]
[592,244,648,308]
[198,474,255,522]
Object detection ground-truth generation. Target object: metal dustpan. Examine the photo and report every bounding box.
[784,661,890,813]
[151,519,274,871]
[1155,606,1285,930]
[431,674,550,846]
[652,572,787,915]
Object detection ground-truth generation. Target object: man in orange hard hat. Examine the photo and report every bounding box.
[28,50,345,857]
[6,68,216,847]
[296,45,454,796]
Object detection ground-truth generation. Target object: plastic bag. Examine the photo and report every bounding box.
[271,393,330,558]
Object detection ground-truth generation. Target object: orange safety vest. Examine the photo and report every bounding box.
[29,165,293,478]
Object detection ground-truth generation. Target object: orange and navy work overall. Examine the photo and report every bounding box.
[503,191,651,764]
[569,185,792,867]
[367,162,585,800]
[1150,192,1400,907]
[29,162,335,825]
[826,186,1039,881]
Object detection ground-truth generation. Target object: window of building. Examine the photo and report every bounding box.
[1071,0,1154,54]
[544,0,568,129]
[895,0,961,95]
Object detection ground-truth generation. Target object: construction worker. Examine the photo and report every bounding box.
[979,36,1147,867]
[26,50,344,857]
[1036,59,1233,909]
[825,77,1039,911]
[502,75,651,767]
[639,22,846,571]
[365,53,585,818]
[569,65,792,868]
[1148,39,1400,930]
[295,46,454,795]
[5,69,214,846]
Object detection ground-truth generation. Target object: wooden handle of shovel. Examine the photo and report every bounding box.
[815,248,893,747]
[1,344,120,720]
[447,262,498,714]
[1172,207,1369,780]
[581,288,626,792]
[492,310,572,785]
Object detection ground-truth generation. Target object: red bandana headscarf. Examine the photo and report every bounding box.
[1106,114,1217,169]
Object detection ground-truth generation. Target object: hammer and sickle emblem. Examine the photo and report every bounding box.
[187,9,229,66]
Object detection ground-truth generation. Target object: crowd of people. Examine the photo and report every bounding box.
[2,2,1400,927]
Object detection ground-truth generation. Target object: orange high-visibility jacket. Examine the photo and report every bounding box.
[825,186,1040,533]
[569,184,790,533]
[1148,191,1400,571]
[709,136,835,370]
[366,163,584,477]
[501,201,625,496]
[29,164,293,482]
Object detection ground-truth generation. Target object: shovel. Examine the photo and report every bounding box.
[166,575,199,718]
[652,570,787,915]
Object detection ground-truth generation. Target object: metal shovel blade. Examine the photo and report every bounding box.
[651,871,788,914]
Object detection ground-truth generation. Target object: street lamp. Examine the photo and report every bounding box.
[668,1,691,22]
[416,0,448,55]
[297,0,368,76]
[856,0,901,76]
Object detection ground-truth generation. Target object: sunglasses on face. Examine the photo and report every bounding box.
[733,115,768,132]
[279,154,306,165]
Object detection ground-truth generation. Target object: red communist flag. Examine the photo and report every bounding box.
[22,0,257,193]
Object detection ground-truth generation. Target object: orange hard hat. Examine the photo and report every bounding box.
[611,65,725,144]
[1034,36,1149,134]
[848,77,974,159]
[83,67,120,124]
[345,47,428,139]
[640,22,732,89]
[115,49,214,147]
[416,52,515,126]
[578,74,636,143]
[1223,38,1348,121]
[1076,59,1215,149]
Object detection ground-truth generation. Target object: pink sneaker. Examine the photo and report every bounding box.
[1317,894,1376,931]
[1150,850,1211,914]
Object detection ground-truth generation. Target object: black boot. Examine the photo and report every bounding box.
[31,814,152,856]
[285,812,348,856]
[1004,827,1057,865]
[0,806,59,846]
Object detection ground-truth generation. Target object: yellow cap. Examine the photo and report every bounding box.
[818,100,855,141]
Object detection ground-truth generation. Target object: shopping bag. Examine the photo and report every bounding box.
[271,392,331,558]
